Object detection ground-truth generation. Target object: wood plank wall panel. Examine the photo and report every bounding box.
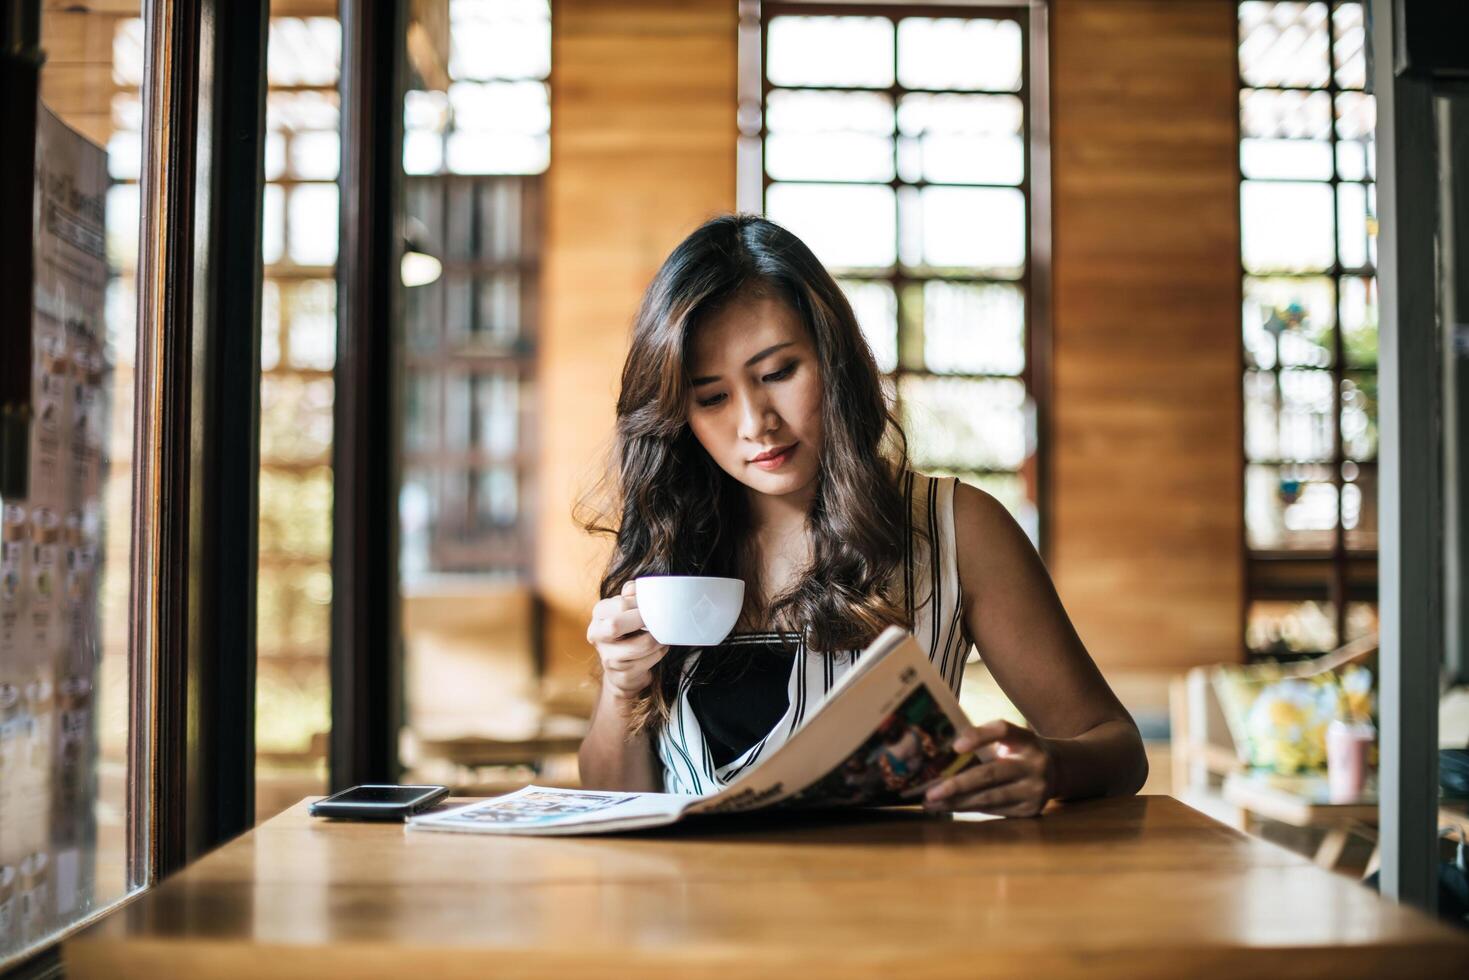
[1049,0,1243,672]
[537,0,737,678]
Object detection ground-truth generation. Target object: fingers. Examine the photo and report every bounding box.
[924,757,1028,806]
[923,755,1047,815]
[586,604,646,644]
[943,779,1048,816]
[603,641,667,673]
[953,719,1023,754]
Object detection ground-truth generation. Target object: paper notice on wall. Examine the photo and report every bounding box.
[0,105,108,954]
[29,105,108,513]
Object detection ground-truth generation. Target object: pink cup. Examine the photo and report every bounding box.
[1326,719,1374,803]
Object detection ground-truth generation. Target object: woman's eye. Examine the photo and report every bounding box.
[762,361,797,383]
[696,393,726,408]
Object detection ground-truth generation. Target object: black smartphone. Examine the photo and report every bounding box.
[308,784,450,821]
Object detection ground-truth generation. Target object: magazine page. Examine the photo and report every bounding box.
[687,626,975,815]
[408,627,976,835]
[408,786,696,837]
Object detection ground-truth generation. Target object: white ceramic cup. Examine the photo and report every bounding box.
[633,575,745,646]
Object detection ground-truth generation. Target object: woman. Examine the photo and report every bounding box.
[577,214,1147,816]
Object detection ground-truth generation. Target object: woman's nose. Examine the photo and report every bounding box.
[735,390,777,440]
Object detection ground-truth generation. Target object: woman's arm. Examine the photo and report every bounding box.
[577,682,662,792]
[924,483,1148,815]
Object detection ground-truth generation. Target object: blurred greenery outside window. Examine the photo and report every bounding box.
[255,15,341,766]
[1237,1,1379,658]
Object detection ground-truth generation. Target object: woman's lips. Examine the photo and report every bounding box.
[750,443,798,471]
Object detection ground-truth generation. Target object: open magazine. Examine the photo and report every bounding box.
[408,626,976,837]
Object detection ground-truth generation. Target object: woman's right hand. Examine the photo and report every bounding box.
[587,580,669,701]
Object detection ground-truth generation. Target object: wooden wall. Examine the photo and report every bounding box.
[536,0,738,679]
[1048,0,1243,672]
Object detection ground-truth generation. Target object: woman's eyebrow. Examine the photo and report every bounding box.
[691,341,795,386]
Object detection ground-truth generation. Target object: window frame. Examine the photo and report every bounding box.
[1236,0,1379,659]
[745,0,1052,554]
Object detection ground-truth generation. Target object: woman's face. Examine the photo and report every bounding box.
[685,293,823,502]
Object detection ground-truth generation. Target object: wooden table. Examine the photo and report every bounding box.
[64,795,1468,979]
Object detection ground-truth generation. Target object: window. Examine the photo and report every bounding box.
[745,3,1043,544]
[401,0,549,583]
[254,15,342,812]
[1237,1,1378,657]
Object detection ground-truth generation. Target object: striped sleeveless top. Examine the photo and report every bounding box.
[656,471,969,795]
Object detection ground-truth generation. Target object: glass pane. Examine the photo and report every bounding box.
[105,185,140,270]
[475,466,521,528]
[900,376,1030,471]
[475,373,522,458]
[267,90,340,134]
[765,90,895,183]
[446,132,549,176]
[255,624,332,753]
[403,372,441,456]
[446,80,550,175]
[1240,139,1332,181]
[258,377,334,465]
[1242,276,1335,370]
[289,131,340,180]
[448,80,550,135]
[1336,140,1366,182]
[896,94,1023,185]
[2,5,150,959]
[1238,2,1330,88]
[838,280,898,374]
[267,17,342,87]
[1331,2,1367,90]
[281,281,337,371]
[1241,181,1335,274]
[1336,182,1375,271]
[257,469,333,560]
[920,281,1025,375]
[767,16,894,89]
[405,278,444,355]
[1340,371,1377,461]
[1243,369,1335,462]
[471,274,524,350]
[766,183,896,270]
[1335,92,1375,180]
[261,184,284,265]
[1246,600,1338,656]
[897,18,1022,92]
[900,186,1025,275]
[449,0,551,81]
[1342,461,1377,550]
[1340,276,1378,368]
[1240,89,1331,141]
[1245,462,1337,550]
[286,184,339,266]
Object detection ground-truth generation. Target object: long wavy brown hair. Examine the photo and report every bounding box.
[579,213,917,734]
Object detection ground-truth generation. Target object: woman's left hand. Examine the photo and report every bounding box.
[923,719,1056,818]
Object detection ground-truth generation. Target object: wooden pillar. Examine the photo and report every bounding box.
[538,0,737,678]
[1049,0,1243,673]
